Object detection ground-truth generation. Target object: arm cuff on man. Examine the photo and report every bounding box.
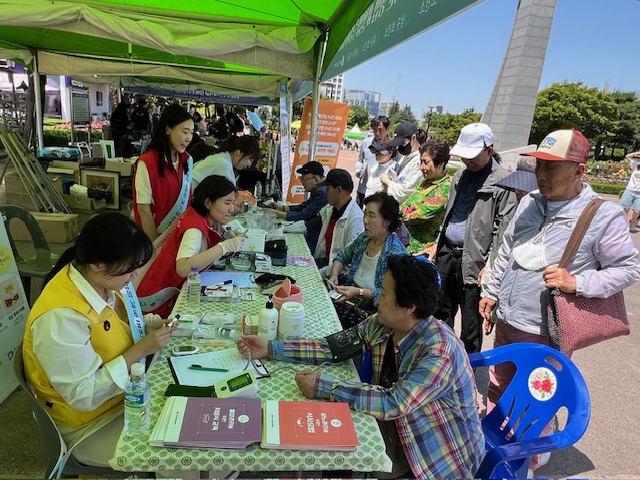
[268,340,284,360]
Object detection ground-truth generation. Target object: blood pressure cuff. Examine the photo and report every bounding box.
[325,326,365,362]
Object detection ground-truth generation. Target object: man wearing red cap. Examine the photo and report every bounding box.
[480,129,640,473]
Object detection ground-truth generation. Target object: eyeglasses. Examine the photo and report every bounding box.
[370,149,389,156]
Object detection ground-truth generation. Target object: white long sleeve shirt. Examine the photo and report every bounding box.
[386,150,422,204]
[30,265,157,412]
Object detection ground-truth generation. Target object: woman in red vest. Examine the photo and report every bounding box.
[133,104,195,241]
[22,212,178,468]
[137,175,246,317]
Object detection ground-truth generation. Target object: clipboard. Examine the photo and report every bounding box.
[167,348,269,387]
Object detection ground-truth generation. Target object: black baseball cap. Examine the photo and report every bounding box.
[369,137,395,155]
[389,122,418,147]
[318,168,354,191]
[297,161,324,177]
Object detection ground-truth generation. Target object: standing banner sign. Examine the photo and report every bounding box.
[0,217,29,404]
[286,99,349,203]
[279,82,292,198]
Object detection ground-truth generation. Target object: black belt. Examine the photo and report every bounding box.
[444,239,464,253]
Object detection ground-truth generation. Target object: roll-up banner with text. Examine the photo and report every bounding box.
[286,98,349,203]
[0,217,29,403]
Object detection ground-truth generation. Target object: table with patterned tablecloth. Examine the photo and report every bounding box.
[110,233,393,476]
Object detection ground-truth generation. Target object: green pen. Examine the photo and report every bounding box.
[189,364,229,372]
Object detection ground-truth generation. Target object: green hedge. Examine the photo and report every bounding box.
[43,126,101,146]
[586,182,626,196]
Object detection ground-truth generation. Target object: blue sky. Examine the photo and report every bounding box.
[343,0,640,120]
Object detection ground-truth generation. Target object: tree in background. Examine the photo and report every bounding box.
[530,82,616,151]
[609,90,640,156]
[423,108,482,145]
[388,101,400,118]
[347,104,370,128]
[389,104,418,132]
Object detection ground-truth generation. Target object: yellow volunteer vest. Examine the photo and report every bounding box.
[23,265,134,428]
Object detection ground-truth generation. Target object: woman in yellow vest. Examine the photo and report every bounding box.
[22,212,178,468]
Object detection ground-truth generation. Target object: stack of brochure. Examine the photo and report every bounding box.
[261,400,359,451]
[149,396,262,450]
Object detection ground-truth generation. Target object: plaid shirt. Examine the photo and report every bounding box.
[270,315,485,478]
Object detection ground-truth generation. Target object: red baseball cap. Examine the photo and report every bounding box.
[521,129,590,164]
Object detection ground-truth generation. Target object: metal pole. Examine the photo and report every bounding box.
[31,52,45,153]
[308,32,328,164]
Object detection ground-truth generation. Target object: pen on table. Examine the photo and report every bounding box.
[189,364,229,372]
[211,280,233,287]
[166,314,180,328]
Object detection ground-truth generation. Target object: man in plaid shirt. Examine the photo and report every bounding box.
[237,255,484,478]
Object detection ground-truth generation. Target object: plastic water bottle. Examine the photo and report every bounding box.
[186,266,201,305]
[124,362,151,436]
[223,226,236,239]
[254,181,263,199]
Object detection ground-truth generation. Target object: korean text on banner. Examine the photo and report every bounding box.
[0,218,30,404]
[286,99,349,203]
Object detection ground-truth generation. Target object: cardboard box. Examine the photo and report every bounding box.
[3,171,38,210]
[104,158,133,177]
[9,212,79,244]
[63,193,107,213]
[47,161,81,193]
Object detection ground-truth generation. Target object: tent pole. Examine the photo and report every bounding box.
[32,52,44,152]
[308,32,328,164]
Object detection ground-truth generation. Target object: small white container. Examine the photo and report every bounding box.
[243,228,267,253]
[278,302,305,340]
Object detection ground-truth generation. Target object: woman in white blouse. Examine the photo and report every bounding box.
[22,212,178,467]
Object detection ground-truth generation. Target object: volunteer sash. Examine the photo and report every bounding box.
[157,155,193,234]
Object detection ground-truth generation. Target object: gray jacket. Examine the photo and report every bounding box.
[485,184,640,335]
[436,158,516,284]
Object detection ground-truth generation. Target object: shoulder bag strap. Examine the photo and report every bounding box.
[557,198,605,269]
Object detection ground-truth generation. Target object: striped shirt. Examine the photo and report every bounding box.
[270,315,485,478]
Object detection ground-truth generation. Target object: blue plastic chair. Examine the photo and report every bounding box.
[469,343,591,479]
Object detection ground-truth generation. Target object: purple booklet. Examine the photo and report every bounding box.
[156,396,262,450]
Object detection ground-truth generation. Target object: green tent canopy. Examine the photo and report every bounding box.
[344,125,365,140]
[0,0,484,99]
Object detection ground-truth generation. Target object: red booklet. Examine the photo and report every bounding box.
[149,396,262,450]
[262,400,359,451]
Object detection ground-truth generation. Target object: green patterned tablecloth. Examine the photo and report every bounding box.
[110,234,393,475]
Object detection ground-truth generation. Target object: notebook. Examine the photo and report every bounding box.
[262,400,359,451]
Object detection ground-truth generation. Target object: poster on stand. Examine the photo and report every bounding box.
[279,82,292,198]
[0,218,29,404]
[286,99,349,203]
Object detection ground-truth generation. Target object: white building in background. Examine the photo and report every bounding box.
[0,61,110,122]
[343,89,381,117]
[424,105,443,116]
[378,102,392,117]
[319,74,344,102]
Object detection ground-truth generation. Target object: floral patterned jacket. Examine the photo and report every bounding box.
[401,175,451,254]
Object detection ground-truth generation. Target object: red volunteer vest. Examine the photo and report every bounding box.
[137,208,222,316]
[133,148,191,228]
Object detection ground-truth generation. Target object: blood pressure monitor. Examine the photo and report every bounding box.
[214,370,259,398]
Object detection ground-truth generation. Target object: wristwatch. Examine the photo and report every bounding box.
[359,288,364,298]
